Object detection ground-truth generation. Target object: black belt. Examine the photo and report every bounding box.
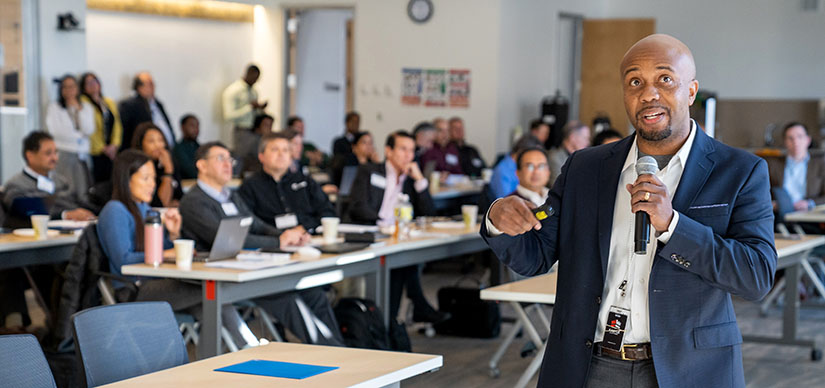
[593,342,652,361]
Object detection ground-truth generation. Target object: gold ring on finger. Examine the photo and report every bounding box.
[644,191,651,201]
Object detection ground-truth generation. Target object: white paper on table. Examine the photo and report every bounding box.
[315,223,379,234]
[205,256,293,270]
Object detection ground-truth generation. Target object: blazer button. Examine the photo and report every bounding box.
[671,253,678,260]
[585,340,593,348]
[684,261,691,268]
[596,296,601,304]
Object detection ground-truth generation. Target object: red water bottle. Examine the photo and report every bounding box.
[144,210,163,267]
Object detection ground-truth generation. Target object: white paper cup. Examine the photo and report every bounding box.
[481,168,493,183]
[321,217,340,244]
[30,215,50,240]
[174,239,195,270]
[461,205,479,229]
[429,171,441,192]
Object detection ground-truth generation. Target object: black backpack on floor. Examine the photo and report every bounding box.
[335,298,411,351]
[434,279,501,338]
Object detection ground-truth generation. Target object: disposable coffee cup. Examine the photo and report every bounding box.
[174,239,195,270]
[429,171,441,192]
[31,215,50,240]
[481,168,493,183]
[461,205,479,229]
[321,217,340,244]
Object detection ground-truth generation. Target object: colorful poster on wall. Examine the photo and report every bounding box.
[423,69,447,107]
[401,68,422,105]
[448,69,470,108]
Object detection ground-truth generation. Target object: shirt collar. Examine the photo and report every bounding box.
[786,153,810,166]
[23,166,52,181]
[197,179,231,203]
[621,119,698,174]
[385,161,407,184]
[515,185,549,207]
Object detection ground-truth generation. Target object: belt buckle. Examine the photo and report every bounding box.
[620,343,638,361]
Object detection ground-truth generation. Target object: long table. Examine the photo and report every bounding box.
[100,341,442,388]
[123,225,487,359]
[742,234,825,360]
[0,233,79,270]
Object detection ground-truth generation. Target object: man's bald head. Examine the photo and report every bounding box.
[619,34,699,154]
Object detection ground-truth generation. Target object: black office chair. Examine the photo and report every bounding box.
[0,334,58,388]
[71,302,188,387]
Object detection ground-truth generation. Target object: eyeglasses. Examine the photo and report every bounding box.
[522,163,549,172]
[207,155,237,166]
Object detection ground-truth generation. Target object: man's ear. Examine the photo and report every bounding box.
[195,159,206,173]
[687,79,699,106]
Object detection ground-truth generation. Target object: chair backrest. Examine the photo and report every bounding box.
[71,302,188,387]
[0,334,58,388]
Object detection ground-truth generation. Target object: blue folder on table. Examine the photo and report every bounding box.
[215,359,338,379]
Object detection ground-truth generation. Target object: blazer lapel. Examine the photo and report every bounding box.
[671,126,716,212]
[598,137,634,277]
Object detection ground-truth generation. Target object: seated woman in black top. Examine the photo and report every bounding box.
[331,131,379,186]
[131,122,183,207]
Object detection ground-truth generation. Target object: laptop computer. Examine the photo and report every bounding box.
[337,166,359,197]
[193,216,252,262]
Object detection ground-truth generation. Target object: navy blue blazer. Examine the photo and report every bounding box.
[482,127,776,388]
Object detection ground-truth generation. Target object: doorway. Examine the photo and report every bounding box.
[284,8,353,153]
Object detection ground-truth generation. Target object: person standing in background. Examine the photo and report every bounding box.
[118,72,175,151]
[173,114,201,180]
[80,72,122,184]
[46,74,95,203]
[222,64,267,150]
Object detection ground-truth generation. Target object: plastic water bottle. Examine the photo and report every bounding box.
[144,210,163,267]
[394,194,413,240]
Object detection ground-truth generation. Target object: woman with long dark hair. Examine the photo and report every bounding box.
[80,72,123,183]
[46,74,95,202]
[131,122,183,207]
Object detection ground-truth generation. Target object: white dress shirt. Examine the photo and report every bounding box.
[487,120,698,345]
[45,101,95,156]
[515,185,549,207]
[222,79,260,129]
[148,98,175,147]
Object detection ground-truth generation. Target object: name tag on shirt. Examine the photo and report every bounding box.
[275,213,299,229]
[290,181,308,191]
[37,176,55,194]
[445,154,459,166]
[221,202,239,216]
[370,173,387,189]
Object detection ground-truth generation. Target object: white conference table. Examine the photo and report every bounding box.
[123,224,487,359]
[481,272,558,388]
[785,205,825,223]
[742,234,825,360]
[100,342,442,388]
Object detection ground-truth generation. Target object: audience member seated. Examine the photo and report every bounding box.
[172,114,200,180]
[3,131,96,225]
[80,72,122,184]
[288,116,329,169]
[420,118,462,175]
[488,136,543,199]
[413,121,437,161]
[239,132,336,235]
[331,131,379,186]
[348,131,449,324]
[119,72,175,152]
[332,111,361,158]
[448,116,487,177]
[592,128,623,146]
[46,74,95,204]
[548,120,590,185]
[528,118,551,147]
[512,147,551,206]
[238,113,273,176]
[767,122,825,216]
[223,64,266,151]
[287,129,305,174]
[179,142,342,345]
[131,122,183,207]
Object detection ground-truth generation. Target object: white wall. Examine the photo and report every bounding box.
[603,0,825,99]
[295,9,352,153]
[86,10,256,143]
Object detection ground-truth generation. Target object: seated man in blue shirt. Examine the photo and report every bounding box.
[767,122,825,215]
[179,142,343,345]
[488,135,543,199]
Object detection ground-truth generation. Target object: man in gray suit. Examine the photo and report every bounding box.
[179,141,342,345]
[3,131,95,226]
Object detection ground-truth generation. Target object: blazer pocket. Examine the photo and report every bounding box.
[693,321,742,349]
[685,203,730,218]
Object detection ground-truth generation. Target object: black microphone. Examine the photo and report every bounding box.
[634,156,659,254]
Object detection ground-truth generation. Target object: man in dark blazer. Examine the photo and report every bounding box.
[348,131,448,323]
[766,122,825,213]
[118,72,175,152]
[483,35,775,388]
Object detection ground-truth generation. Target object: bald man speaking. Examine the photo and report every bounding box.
[483,34,775,388]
